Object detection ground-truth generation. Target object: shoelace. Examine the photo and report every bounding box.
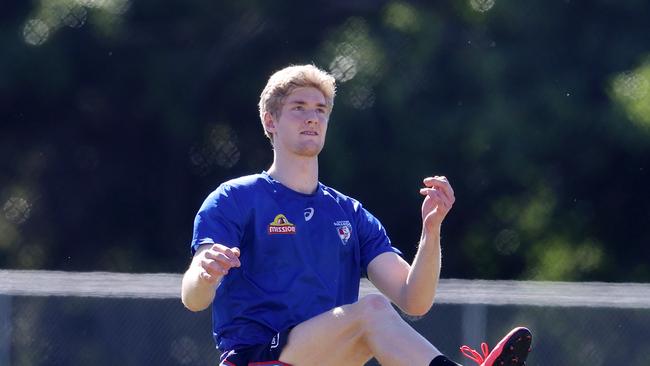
[460,342,490,365]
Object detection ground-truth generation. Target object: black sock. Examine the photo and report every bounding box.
[429,355,462,366]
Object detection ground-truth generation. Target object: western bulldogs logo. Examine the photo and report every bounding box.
[334,220,352,245]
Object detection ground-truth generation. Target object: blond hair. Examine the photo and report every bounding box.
[258,65,336,143]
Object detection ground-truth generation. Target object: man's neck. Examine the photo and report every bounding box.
[267,149,319,195]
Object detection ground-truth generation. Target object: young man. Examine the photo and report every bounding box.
[181,65,532,366]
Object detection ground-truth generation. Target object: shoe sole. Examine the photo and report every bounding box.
[491,328,532,366]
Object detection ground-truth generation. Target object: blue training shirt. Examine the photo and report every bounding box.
[191,172,401,351]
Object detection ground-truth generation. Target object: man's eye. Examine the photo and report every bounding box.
[293,106,304,111]
[317,108,326,114]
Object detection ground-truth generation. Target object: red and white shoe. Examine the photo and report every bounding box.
[460,327,532,366]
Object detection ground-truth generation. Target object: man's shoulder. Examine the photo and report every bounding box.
[319,183,362,209]
[222,173,268,189]
[207,173,269,199]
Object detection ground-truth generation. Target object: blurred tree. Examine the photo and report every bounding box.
[1,0,649,282]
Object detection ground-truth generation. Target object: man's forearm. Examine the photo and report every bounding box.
[402,229,442,315]
[181,266,219,312]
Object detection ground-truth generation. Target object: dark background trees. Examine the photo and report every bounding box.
[2,0,649,282]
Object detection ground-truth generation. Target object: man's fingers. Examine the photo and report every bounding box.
[423,176,452,191]
[223,248,241,267]
[419,188,436,196]
[200,259,229,279]
[420,188,445,204]
[205,250,240,268]
[199,270,219,284]
[225,247,241,259]
[420,188,453,211]
[419,188,444,198]
[209,244,241,267]
[423,176,447,185]
[422,176,455,203]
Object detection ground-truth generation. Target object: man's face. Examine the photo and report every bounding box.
[267,86,330,157]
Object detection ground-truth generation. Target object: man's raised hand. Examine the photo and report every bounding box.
[419,176,455,233]
[198,244,241,284]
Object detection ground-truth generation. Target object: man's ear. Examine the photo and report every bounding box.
[263,112,276,134]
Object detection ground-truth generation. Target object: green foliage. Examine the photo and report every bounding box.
[1,0,649,281]
[610,59,650,131]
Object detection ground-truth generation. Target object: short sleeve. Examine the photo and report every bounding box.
[190,184,245,255]
[354,201,403,277]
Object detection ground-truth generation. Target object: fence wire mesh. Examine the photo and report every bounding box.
[1,271,649,365]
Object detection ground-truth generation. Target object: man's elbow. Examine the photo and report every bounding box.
[400,298,434,317]
[181,294,211,312]
[403,304,432,317]
[182,299,209,312]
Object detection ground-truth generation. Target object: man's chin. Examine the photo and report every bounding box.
[294,143,323,157]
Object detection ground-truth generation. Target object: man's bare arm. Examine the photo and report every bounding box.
[367,176,454,316]
[181,243,240,312]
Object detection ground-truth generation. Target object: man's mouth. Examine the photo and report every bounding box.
[301,131,318,136]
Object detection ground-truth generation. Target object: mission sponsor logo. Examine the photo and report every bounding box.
[268,214,296,234]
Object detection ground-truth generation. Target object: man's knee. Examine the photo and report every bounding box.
[359,294,392,310]
[356,294,400,325]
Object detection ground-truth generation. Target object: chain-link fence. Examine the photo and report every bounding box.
[2,271,649,365]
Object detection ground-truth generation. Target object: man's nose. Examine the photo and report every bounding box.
[305,111,319,124]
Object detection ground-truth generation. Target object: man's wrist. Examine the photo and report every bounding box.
[420,225,441,242]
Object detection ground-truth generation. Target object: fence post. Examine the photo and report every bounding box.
[0,295,11,366]
[461,304,487,350]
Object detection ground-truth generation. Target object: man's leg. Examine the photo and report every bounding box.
[278,294,444,366]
